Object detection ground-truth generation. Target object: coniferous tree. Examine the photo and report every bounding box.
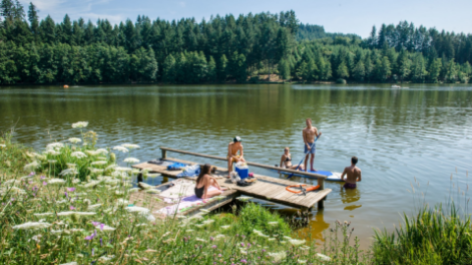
[428,58,442,83]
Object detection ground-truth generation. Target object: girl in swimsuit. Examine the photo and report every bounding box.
[195,164,226,202]
[279,147,304,170]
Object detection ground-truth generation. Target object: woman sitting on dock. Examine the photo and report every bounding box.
[279,147,304,170]
[195,164,226,201]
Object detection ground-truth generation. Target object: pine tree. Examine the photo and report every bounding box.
[428,58,442,83]
[207,56,217,82]
[27,2,39,36]
[397,49,411,82]
[379,56,391,81]
[445,59,457,83]
[411,54,427,82]
[0,0,15,21]
[162,54,176,83]
[352,60,365,81]
[278,59,290,80]
[336,61,349,79]
[217,54,228,82]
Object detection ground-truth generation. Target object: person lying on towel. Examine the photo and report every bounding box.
[195,164,226,202]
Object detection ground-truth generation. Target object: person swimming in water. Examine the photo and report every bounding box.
[195,164,226,202]
[341,156,362,189]
[279,147,304,170]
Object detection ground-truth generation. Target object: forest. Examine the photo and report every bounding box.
[0,0,471,85]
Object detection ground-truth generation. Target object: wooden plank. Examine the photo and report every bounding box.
[133,158,332,210]
[160,146,328,180]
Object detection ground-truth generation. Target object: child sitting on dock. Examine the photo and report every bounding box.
[279,147,304,170]
[341,156,362,189]
[227,136,245,178]
[195,164,226,202]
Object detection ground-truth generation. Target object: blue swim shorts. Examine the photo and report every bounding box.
[304,142,316,154]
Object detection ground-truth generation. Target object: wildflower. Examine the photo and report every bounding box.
[196,238,206,242]
[67,187,76,192]
[0,144,5,148]
[68,138,82,144]
[215,234,225,240]
[112,146,129,153]
[267,251,287,262]
[202,219,215,225]
[88,204,102,210]
[71,121,88,128]
[85,230,97,240]
[70,151,87,159]
[240,248,247,255]
[98,255,115,261]
[57,211,96,216]
[300,246,310,251]
[124,157,140,164]
[31,234,42,243]
[288,239,306,246]
[48,178,66,185]
[91,161,107,166]
[45,149,60,155]
[105,164,117,171]
[89,168,104,174]
[268,238,275,241]
[46,142,64,150]
[268,221,278,226]
[12,221,51,230]
[69,206,76,210]
[212,245,217,249]
[115,166,132,172]
[91,221,115,231]
[297,259,307,264]
[315,253,331,261]
[59,168,78,176]
[48,160,57,164]
[66,163,77,168]
[126,206,150,214]
[121,143,140,149]
[34,212,54,217]
[96,148,108,155]
[128,188,140,193]
[43,181,47,186]
[115,190,124,195]
[116,199,129,206]
[24,161,40,171]
[220,225,230,230]
[241,259,247,264]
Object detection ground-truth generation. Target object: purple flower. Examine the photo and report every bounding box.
[67,187,76,192]
[85,230,97,240]
[65,192,68,198]
[69,206,75,210]
[29,172,35,176]
[212,245,217,249]
[241,260,247,264]
[100,238,103,247]
[240,243,245,247]
[100,223,104,231]
[210,236,214,241]
[247,243,251,248]
[40,175,45,179]
[218,254,222,257]
[262,249,266,252]
[92,221,100,227]
[42,182,47,186]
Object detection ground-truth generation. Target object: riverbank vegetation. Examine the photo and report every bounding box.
[0,125,365,264]
[1,123,472,264]
[0,1,471,85]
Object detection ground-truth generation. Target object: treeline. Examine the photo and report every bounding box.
[0,0,470,85]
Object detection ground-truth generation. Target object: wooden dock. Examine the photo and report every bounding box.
[129,147,332,218]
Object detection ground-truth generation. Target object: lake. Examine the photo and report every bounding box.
[1,84,471,247]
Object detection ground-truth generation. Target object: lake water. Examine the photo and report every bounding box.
[1,84,471,247]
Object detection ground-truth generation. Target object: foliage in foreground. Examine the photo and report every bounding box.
[373,202,472,264]
[0,123,368,264]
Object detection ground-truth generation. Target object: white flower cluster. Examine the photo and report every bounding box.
[71,121,88,129]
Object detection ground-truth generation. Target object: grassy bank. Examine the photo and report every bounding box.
[1,124,471,264]
[0,125,366,264]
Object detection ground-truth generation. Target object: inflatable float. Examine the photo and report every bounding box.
[280,170,344,182]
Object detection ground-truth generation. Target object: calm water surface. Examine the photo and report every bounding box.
[1,84,471,247]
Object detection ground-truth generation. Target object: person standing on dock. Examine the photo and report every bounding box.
[303,118,322,172]
[341,156,362,189]
[227,136,245,178]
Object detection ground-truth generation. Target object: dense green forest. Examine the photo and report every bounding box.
[0,0,470,85]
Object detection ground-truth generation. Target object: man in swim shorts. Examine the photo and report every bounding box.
[341,156,362,189]
[303,118,322,172]
[227,136,245,178]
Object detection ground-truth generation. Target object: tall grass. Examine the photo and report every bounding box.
[0,124,368,264]
[373,176,472,265]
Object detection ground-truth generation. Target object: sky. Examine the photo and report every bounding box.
[21,0,472,38]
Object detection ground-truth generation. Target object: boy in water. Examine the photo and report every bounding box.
[341,156,362,189]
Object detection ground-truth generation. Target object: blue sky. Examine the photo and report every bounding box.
[21,0,472,38]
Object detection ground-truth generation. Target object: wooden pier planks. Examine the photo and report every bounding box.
[133,158,332,210]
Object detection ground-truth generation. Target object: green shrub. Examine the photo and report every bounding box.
[372,204,472,264]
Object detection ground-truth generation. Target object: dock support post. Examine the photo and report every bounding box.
[317,178,325,209]
[161,149,167,159]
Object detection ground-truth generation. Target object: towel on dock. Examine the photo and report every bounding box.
[177,164,200,177]
[155,187,218,216]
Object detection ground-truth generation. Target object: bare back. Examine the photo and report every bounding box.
[228,142,243,157]
[342,166,362,184]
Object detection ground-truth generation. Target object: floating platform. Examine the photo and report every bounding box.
[130,147,332,217]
